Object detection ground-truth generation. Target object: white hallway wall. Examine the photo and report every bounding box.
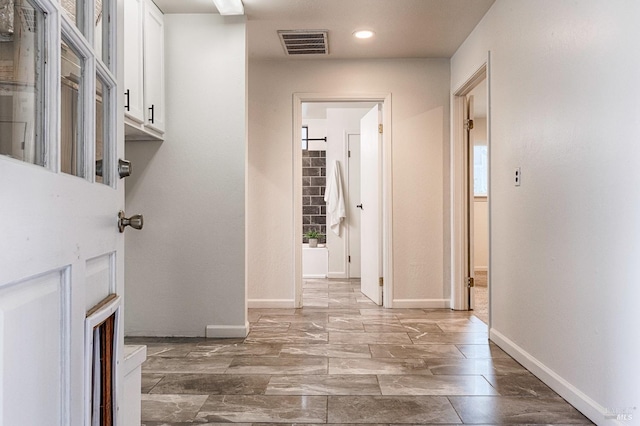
[248,59,450,307]
[124,14,247,337]
[452,0,640,422]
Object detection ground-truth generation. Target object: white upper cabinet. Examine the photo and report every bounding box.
[124,0,145,124]
[143,0,165,134]
[124,0,165,140]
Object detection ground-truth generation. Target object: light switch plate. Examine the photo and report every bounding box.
[515,167,521,186]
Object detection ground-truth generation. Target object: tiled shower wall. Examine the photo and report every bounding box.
[302,150,326,243]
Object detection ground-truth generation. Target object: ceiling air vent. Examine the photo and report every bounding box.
[278,30,329,56]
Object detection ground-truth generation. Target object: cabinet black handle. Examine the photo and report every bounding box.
[124,89,130,111]
[149,104,155,124]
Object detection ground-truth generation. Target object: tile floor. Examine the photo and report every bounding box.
[127,278,592,425]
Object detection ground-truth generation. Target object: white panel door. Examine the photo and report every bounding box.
[347,134,361,278]
[359,106,382,305]
[466,95,475,310]
[0,0,125,424]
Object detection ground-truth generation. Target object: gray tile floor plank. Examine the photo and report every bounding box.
[328,395,462,424]
[266,374,381,395]
[195,395,328,423]
[378,374,498,396]
[141,394,209,423]
[329,358,432,375]
[369,344,465,359]
[448,396,591,424]
[226,356,328,375]
[149,374,271,395]
[280,343,371,358]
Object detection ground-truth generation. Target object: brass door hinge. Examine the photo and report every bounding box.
[378,124,383,134]
[379,277,384,287]
[466,277,475,288]
[465,119,474,131]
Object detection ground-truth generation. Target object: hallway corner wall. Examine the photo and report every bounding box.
[124,14,247,337]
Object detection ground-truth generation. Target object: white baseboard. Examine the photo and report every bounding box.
[474,267,488,272]
[124,331,203,337]
[247,299,296,309]
[391,299,451,309]
[303,274,327,279]
[206,321,250,338]
[327,272,347,279]
[490,328,611,425]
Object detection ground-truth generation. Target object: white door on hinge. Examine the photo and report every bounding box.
[359,105,382,305]
[0,0,125,424]
[466,95,475,310]
[347,133,361,278]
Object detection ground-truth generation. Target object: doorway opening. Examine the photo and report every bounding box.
[451,63,490,323]
[294,94,393,308]
[467,79,489,323]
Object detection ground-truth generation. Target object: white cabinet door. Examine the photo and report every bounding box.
[143,0,165,133]
[124,0,145,123]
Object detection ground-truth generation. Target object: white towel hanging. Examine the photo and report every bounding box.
[324,160,346,236]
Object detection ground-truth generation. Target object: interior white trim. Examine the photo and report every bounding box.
[247,299,296,309]
[293,93,394,309]
[490,329,610,425]
[392,299,451,309]
[206,322,250,338]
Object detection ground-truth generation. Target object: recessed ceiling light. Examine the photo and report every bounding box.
[353,30,375,39]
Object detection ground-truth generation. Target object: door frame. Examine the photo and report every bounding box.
[451,61,490,313]
[293,93,393,308]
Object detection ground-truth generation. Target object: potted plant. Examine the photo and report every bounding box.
[304,230,323,248]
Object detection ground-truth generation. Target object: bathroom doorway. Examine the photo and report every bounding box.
[294,94,392,308]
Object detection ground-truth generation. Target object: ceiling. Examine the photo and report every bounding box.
[152,0,495,60]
